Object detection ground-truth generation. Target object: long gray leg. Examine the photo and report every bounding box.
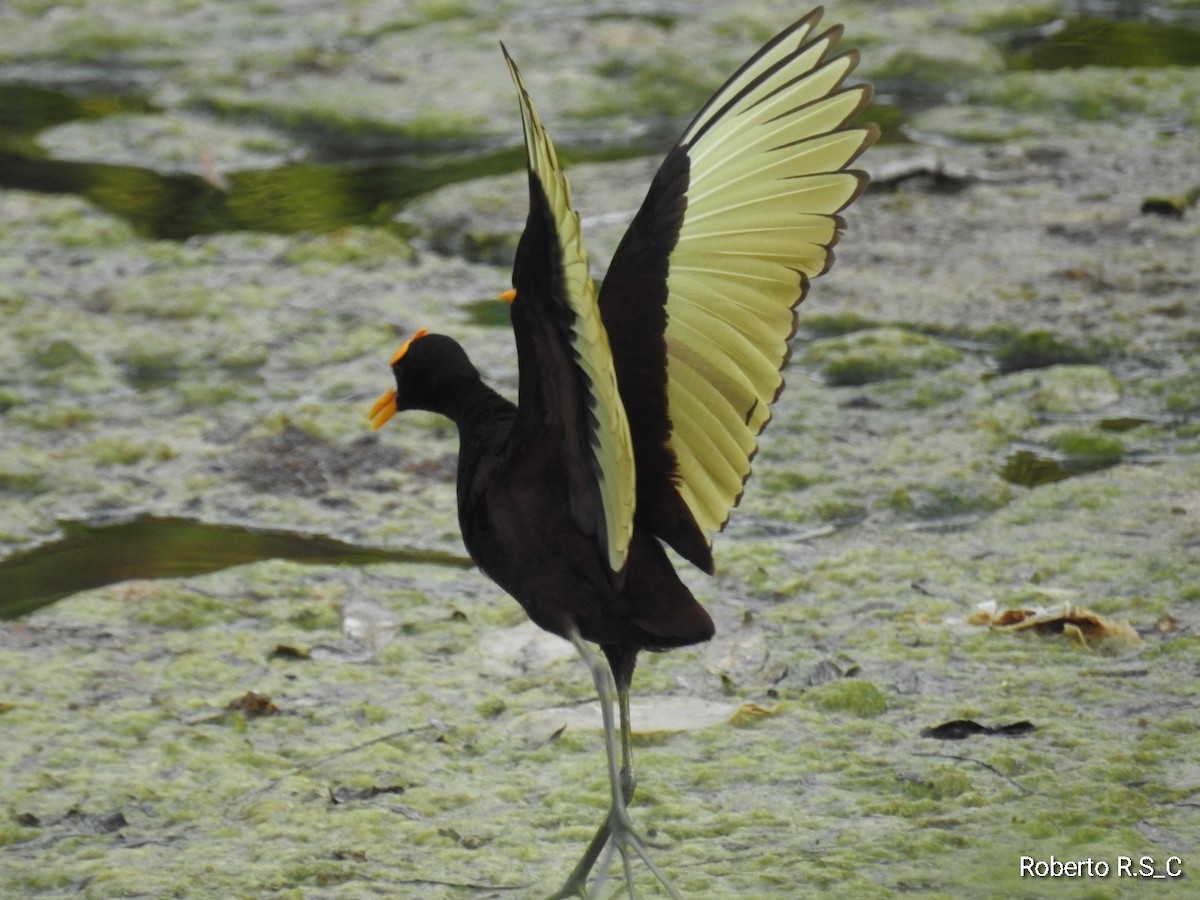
[545,629,681,899]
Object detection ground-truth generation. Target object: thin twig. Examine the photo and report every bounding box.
[251,724,438,795]
[390,877,524,891]
[912,751,1028,794]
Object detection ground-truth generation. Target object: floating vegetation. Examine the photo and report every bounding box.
[985,327,1105,374]
[802,327,962,386]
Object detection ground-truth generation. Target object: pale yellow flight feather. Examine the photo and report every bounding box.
[503,50,637,575]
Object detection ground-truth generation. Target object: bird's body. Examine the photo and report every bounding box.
[370,8,876,894]
[461,450,714,654]
[388,332,713,662]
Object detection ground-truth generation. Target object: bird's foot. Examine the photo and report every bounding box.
[546,802,681,900]
[550,629,681,898]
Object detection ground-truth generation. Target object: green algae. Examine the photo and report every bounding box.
[873,48,1002,85]
[27,338,91,371]
[800,310,878,337]
[990,365,1123,415]
[1050,428,1126,464]
[284,226,413,269]
[802,327,963,386]
[582,53,719,124]
[987,326,1107,373]
[1152,374,1200,415]
[909,478,1013,520]
[964,65,1200,128]
[84,434,177,466]
[804,679,889,718]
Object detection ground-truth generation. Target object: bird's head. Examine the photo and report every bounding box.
[369,329,479,428]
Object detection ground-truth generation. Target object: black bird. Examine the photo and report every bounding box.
[370,7,876,895]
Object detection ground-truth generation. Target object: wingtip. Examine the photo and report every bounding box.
[797,6,825,34]
[500,41,521,82]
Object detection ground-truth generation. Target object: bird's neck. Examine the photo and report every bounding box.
[443,378,517,448]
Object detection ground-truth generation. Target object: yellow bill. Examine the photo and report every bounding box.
[369,389,397,430]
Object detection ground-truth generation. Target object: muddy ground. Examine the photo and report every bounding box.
[1,0,1198,897]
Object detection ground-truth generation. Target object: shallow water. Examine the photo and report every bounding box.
[0,79,666,240]
[0,516,469,619]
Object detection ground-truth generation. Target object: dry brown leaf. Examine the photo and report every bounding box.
[970,600,1141,649]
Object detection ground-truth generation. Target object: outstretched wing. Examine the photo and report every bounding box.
[599,8,878,573]
[502,46,636,577]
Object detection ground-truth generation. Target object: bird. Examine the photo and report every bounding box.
[369,7,876,896]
